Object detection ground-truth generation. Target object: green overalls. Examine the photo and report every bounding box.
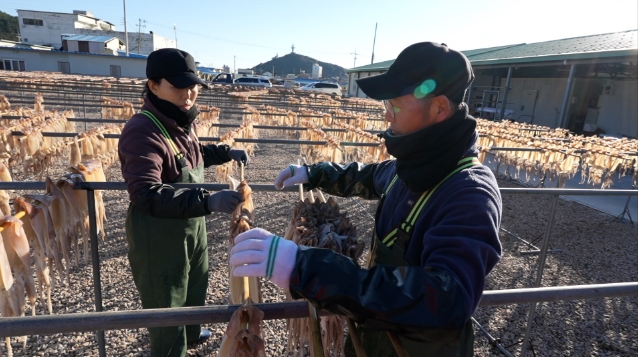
[345,157,480,357]
[126,110,209,357]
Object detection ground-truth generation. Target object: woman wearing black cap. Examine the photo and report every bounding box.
[118,48,249,356]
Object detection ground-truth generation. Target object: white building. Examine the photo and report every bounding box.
[311,63,322,79]
[0,46,146,77]
[62,35,124,55]
[17,9,175,55]
[345,30,637,138]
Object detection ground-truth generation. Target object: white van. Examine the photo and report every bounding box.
[300,82,342,96]
[233,76,272,88]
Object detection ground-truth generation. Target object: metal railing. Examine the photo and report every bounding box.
[0,181,636,356]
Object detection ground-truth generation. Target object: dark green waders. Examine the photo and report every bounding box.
[126,111,209,357]
[345,158,480,357]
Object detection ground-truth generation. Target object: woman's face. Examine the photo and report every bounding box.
[149,79,200,111]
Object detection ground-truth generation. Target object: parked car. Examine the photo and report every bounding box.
[209,72,234,84]
[300,82,342,95]
[233,76,272,88]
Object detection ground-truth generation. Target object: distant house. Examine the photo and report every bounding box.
[346,30,638,138]
[62,35,124,55]
[17,9,175,55]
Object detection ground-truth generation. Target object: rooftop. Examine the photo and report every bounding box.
[347,29,638,71]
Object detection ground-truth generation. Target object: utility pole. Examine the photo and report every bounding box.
[371,22,377,64]
[173,23,178,48]
[350,50,358,68]
[123,0,129,56]
[136,19,146,54]
[233,55,236,76]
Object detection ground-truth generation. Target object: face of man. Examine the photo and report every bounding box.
[384,94,446,135]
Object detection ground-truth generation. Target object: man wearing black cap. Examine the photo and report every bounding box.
[228,42,503,356]
[119,48,249,356]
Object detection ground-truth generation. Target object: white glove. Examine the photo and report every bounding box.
[230,228,298,289]
[274,164,308,190]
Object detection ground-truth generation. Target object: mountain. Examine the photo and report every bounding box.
[0,11,19,42]
[252,52,346,79]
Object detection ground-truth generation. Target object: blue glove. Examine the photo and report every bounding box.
[228,149,249,166]
[230,228,298,289]
[207,190,244,213]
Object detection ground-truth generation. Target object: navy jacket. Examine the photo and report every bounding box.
[288,134,502,336]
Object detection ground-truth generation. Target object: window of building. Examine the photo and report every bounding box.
[0,59,26,71]
[78,41,90,53]
[58,62,71,74]
[110,65,122,78]
[22,18,43,26]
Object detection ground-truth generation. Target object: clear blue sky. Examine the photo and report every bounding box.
[1,0,636,70]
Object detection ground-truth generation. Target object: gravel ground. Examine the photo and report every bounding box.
[2,114,637,357]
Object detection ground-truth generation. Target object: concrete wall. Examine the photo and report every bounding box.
[347,70,384,98]
[596,80,638,138]
[0,48,146,78]
[499,77,636,138]
[500,77,567,128]
[152,34,177,52]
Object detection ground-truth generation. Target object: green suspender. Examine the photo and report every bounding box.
[381,157,481,248]
[140,110,185,160]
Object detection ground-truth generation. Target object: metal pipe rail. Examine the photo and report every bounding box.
[1,181,636,196]
[6,131,383,147]
[3,93,383,116]
[0,283,635,338]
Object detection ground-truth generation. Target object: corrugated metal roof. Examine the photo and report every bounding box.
[468,30,637,64]
[347,30,638,71]
[63,35,118,43]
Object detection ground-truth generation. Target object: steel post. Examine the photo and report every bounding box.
[87,189,106,357]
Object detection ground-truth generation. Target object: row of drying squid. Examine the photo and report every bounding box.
[2,96,635,190]
[477,120,638,188]
[0,107,123,179]
[0,70,146,89]
[101,97,136,120]
[0,160,106,356]
[218,172,363,357]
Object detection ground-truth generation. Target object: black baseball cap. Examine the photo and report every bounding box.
[356,42,473,102]
[146,48,208,88]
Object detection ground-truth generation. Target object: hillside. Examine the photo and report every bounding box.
[0,11,19,42]
[252,52,346,79]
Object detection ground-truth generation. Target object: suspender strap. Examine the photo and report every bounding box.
[383,174,399,197]
[140,110,185,160]
[381,157,481,248]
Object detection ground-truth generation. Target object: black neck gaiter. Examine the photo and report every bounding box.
[147,90,199,134]
[383,104,477,193]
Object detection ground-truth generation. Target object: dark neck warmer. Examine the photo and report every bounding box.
[383,104,477,193]
[147,90,199,134]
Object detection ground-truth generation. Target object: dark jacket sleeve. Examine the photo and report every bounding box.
[305,161,380,199]
[289,248,469,339]
[119,119,212,219]
[200,143,232,168]
[134,184,211,219]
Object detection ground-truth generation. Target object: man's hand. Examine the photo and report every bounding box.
[228,149,249,166]
[274,164,308,190]
[207,190,244,213]
[229,228,298,289]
